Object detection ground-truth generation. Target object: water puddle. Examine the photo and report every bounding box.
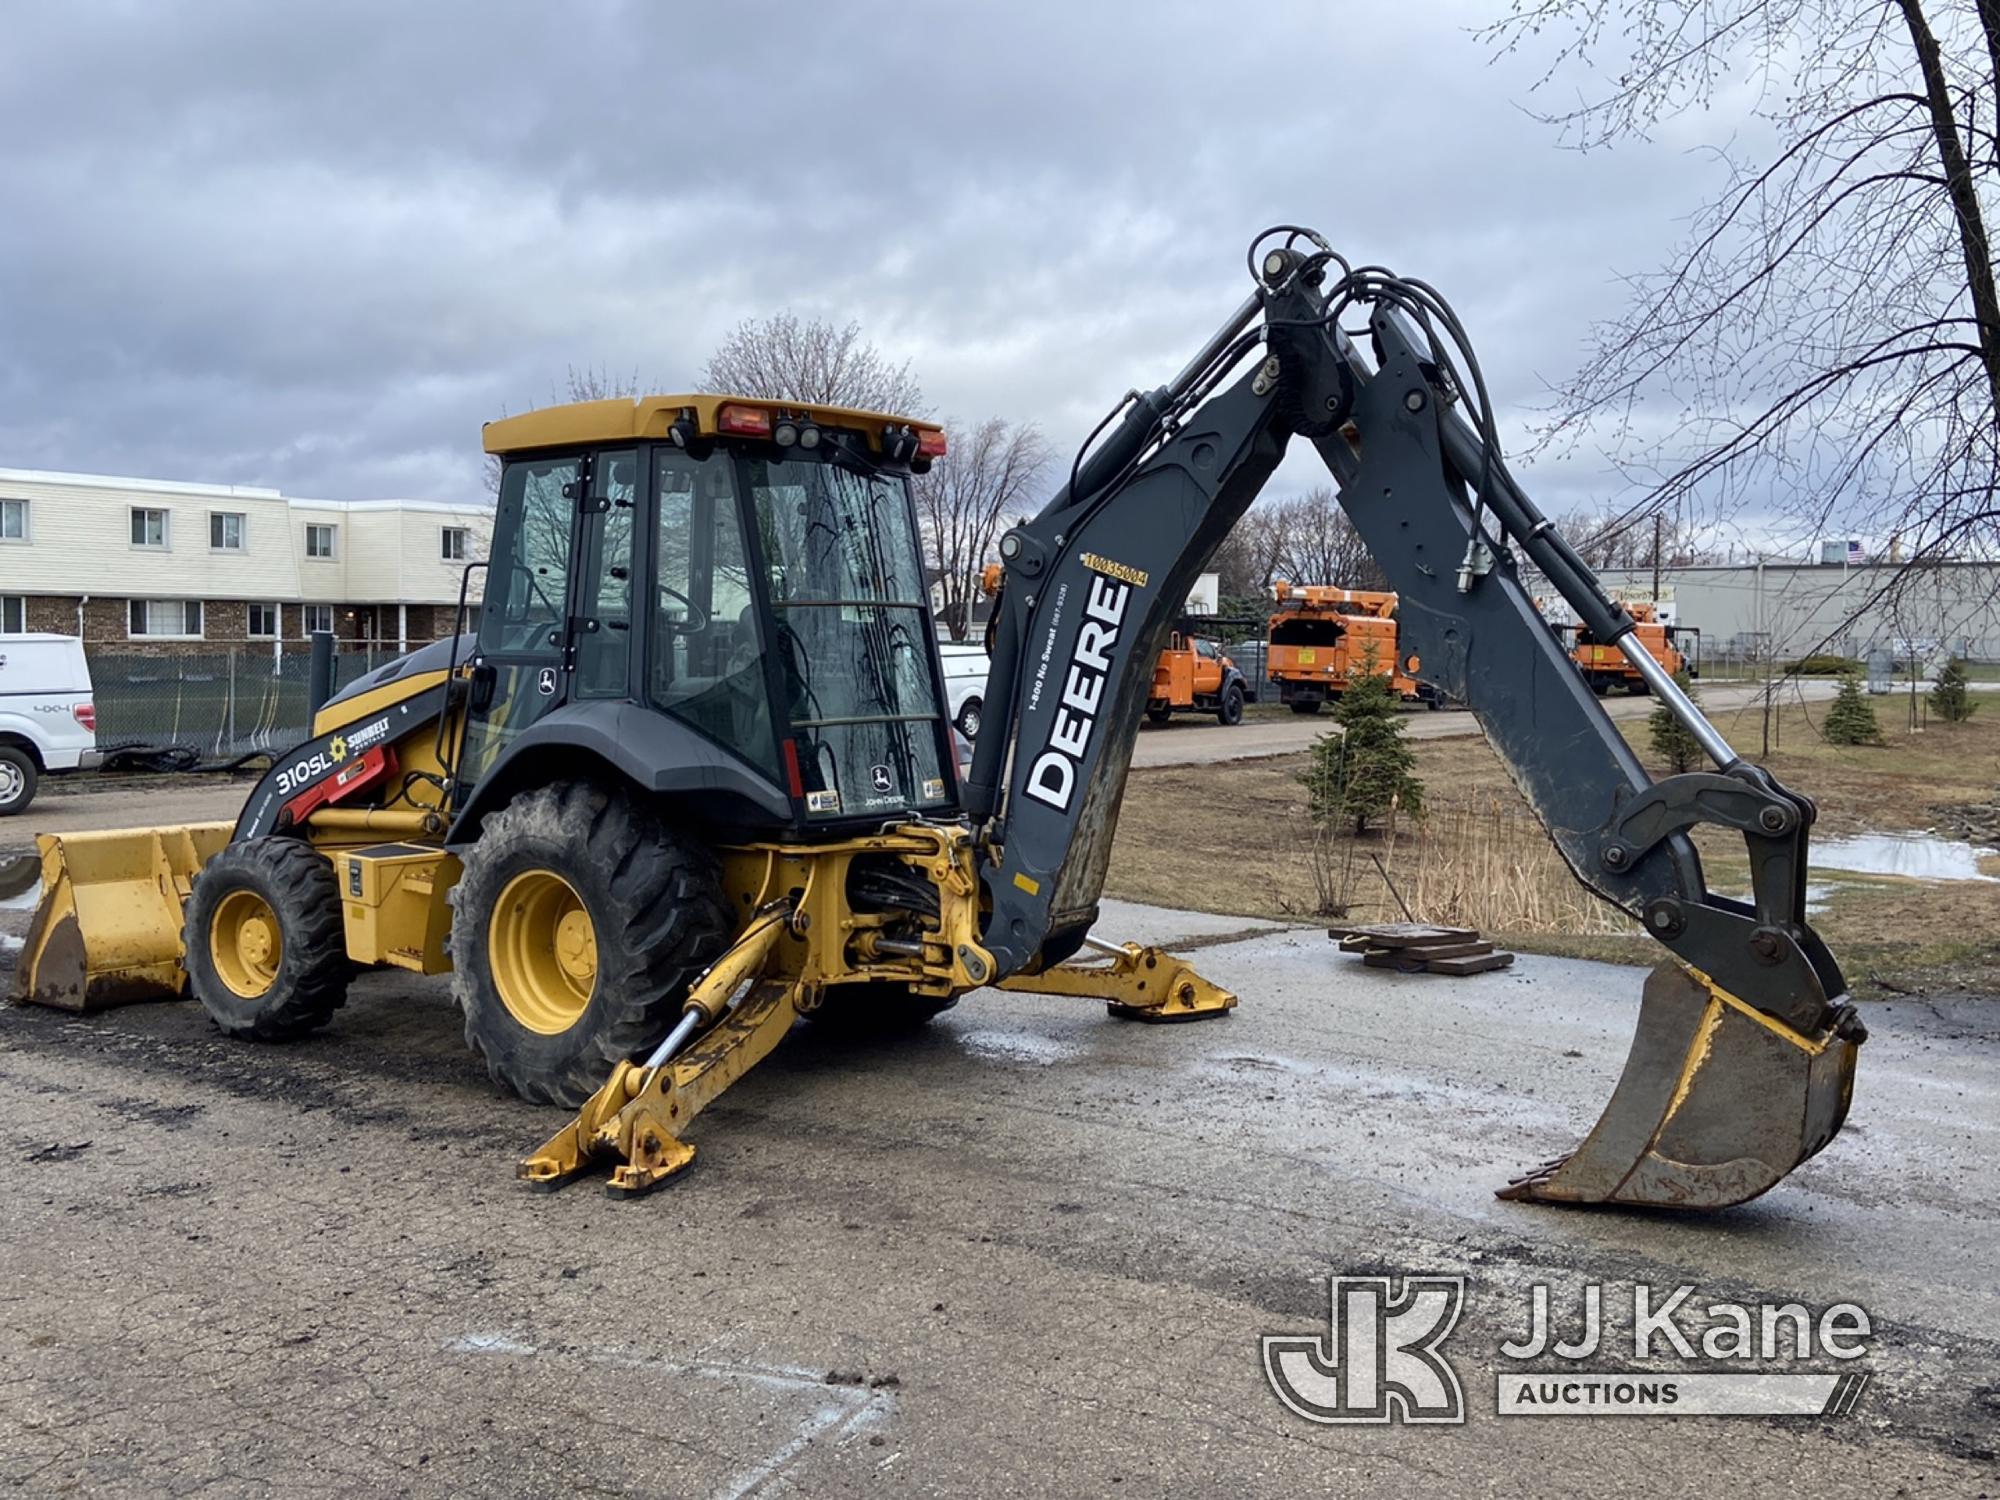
[1810,832,1999,883]
[953,1029,1084,1066]
[1721,881,1840,915]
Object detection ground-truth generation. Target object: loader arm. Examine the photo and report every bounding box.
[967,230,1862,1208]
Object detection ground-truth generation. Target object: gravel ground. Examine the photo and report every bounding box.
[2,883,1994,1497]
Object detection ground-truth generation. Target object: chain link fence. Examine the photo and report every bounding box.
[86,641,427,762]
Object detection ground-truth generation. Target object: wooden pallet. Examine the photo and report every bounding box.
[1327,922,1516,976]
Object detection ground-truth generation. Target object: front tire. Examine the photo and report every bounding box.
[955,697,982,740]
[1217,683,1245,726]
[0,746,37,816]
[183,838,350,1040]
[1146,705,1173,725]
[449,782,732,1107]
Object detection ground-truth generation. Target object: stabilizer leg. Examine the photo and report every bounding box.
[518,910,798,1195]
[999,937,1236,1023]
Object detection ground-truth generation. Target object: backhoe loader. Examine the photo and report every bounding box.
[15,226,1862,1208]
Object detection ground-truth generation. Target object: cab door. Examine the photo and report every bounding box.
[1192,638,1223,696]
[457,451,636,796]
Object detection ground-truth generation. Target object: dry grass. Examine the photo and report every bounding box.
[1105,698,2000,996]
[1300,799,1632,936]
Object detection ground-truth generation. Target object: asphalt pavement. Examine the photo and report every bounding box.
[1,887,1993,1497]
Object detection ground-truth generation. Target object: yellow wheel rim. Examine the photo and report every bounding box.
[489,870,597,1035]
[210,889,282,999]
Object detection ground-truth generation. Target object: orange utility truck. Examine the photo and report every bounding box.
[1265,582,1433,714]
[1147,627,1249,725]
[1568,601,1700,694]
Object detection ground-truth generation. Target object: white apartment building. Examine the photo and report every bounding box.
[0,466,490,653]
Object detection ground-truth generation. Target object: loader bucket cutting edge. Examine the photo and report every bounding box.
[11,823,233,1013]
[1498,960,1858,1210]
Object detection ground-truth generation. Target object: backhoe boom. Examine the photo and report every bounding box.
[969,231,1861,1208]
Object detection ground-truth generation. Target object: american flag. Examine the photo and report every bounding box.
[1847,539,1865,563]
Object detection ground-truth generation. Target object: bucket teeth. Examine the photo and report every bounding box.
[1499,961,1860,1211]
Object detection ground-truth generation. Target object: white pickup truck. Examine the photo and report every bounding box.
[936,641,991,739]
[0,634,99,815]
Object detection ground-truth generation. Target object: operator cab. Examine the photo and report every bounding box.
[467,395,958,836]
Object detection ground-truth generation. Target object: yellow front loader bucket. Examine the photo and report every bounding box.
[1500,961,1861,1210]
[12,824,232,1012]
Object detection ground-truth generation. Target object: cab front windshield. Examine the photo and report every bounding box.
[749,456,949,819]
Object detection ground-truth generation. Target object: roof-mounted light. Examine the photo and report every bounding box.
[717,403,773,437]
[916,429,948,459]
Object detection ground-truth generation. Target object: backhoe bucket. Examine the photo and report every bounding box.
[1500,961,1858,1210]
[11,824,232,1012]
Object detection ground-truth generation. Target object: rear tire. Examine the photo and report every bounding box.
[184,837,350,1040]
[449,782,732,1107]
[0,746,37,816]
[955,697,982,740]
[1290,699,1321,715]
[1217,683,1245,726]
[1146,705,1172,725]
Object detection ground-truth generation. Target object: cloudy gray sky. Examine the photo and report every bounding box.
[1,1,1739,514]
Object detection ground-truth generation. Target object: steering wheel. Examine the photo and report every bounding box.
[658,585,710,636]
[494,564,564,651]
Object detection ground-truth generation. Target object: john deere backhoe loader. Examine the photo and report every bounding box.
[15,226,1862,1208]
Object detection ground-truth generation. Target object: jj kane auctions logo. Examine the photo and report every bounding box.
[1264,1276,1873,1423]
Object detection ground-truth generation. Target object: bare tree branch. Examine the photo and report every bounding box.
[699,313,928,416]
[1484,0,2000,606]
[912,418,1052,641]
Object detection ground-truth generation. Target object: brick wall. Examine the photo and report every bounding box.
[8,594,457,658]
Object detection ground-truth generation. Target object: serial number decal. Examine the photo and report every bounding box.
[1079,552,1150,589]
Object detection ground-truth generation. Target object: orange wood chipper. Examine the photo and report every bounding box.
[1265,582,1437,714]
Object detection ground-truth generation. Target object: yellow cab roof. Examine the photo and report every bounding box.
[483,394,942,456]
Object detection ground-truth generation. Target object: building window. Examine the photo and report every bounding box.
[131,507,170,549]
[0,498,27,542]
[128,599,203,638]
[302,604,335,635]
[247,603,280,638]
[441,526,470,561]
[210,512,245,551]
[1,596,23,634]
[305,523,336,559]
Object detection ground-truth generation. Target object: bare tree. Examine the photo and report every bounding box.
[1484,1,2000,588]
[914,418,1052,641]
[700,313,928,416]
[1209,504,1286,598]
[1559,504,1707,573]
[1267,487,1389,590]
[556,364,643,404]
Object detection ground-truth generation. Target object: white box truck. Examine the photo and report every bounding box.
[0,634,99,815]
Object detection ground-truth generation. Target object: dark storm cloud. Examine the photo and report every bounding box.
[0,1,1724,509]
